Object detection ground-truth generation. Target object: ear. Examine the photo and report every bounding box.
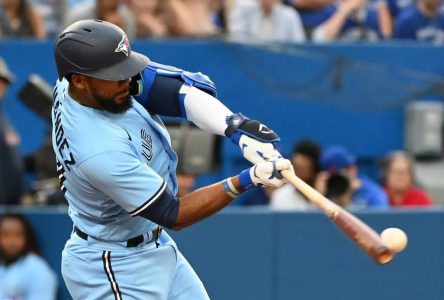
[70,74,87,89]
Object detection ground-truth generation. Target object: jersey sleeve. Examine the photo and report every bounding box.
[77,148,167,215]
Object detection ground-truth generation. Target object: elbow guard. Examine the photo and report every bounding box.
[130,61,217,104]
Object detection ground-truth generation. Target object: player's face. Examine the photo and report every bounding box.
[85,77,132,114]
[292,154,316,183]
[0,218,26,259]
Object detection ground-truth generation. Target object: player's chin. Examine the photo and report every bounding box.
[115,96,132,113]
[103,96,132,114]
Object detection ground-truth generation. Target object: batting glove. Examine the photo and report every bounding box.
[225,113,282,164]
[239,158,293,190]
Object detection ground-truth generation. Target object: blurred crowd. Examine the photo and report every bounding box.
[2,65,438,211]
[0,55,439,209]
[0,0,442,44]
[0,3,440,296]
[0,0,441,208]
[234,139,435,210]
[0,5,439,295]
[0,213,57,299]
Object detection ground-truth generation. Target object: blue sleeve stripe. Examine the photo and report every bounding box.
[134,67,157,108]
[178,90,187,119]
[129,181,167,216]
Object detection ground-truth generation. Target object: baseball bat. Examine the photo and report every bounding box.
[280,169,394,265]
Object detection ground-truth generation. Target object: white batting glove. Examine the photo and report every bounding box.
[239,158,293,189]
[225,113,282,164]
[238,134,283,164]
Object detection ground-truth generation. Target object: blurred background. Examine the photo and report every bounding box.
[1,0,444,299]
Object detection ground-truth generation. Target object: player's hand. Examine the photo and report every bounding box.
[239,158,293,189]
[225,113,282,164]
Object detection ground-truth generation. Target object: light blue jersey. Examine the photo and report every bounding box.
[52,79,178,241]
[0,253,57,300]
[52,19,223,299]
[54,77,210,299]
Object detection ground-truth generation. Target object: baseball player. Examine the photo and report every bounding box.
[53,19,291,299]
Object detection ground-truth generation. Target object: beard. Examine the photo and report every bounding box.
[94,93,132,114]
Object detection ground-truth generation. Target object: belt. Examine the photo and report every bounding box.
[74,226,163,248]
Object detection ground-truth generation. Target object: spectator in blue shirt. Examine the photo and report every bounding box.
[385,0,415,17]
[0,213,57,300]
[394,0,444,44]
[317,145,389,209]
[311,0,386,42]
[283,0,336,36]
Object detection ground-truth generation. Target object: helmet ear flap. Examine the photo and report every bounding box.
[129,73,143,96]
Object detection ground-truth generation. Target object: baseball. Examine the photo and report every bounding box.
[380,228,408,253]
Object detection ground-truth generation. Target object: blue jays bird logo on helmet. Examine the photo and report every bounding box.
[115,35,130,56]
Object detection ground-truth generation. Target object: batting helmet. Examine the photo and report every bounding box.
[54,19,149,81]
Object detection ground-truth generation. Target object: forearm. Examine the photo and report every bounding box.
[30,9,46,39]
[172,176,244,230]
[377,2,393,38]
[171,158,292,229]
[183,86,232,135]
[317,7,351,41]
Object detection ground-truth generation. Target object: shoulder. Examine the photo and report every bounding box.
[271,184,310,210]
[234,0,258,9]
[21,254,57,290]
[361,178,385,194]
[276,3,299,18]
[360,177,388,202]
[22,253,45,265]
[53,96,133,164]
[231,0,260,14]
[406,187,433,204]
[22,254,55,275]
[71,124,133,165]
[272,183,295,199]
[396,5,421,23]
[63,2,95,26]
[68,1,95,15]
[360,176,382,189]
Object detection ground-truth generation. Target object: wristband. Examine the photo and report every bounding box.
[226,177,240,195]
[222,178,240,198]
[239,168,255,190]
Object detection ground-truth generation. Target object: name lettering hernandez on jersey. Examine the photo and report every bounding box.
[53,86,76,171]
